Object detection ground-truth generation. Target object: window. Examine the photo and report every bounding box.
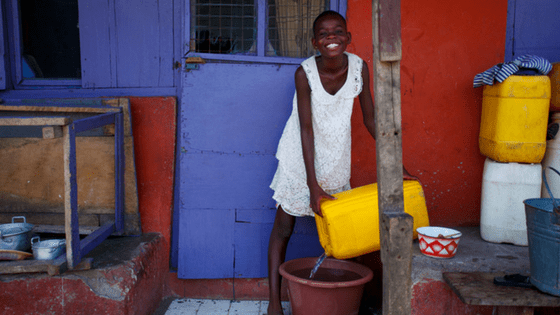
[4,0,176,90]
[8,0,82,88]
[267,0,328,58]
[19,0,81,80]
[189,0,342,61]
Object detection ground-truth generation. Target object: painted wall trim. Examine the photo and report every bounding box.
[0,87,178,99]
[504,0,516,62]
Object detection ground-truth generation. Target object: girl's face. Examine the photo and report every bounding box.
[312,15,351,58]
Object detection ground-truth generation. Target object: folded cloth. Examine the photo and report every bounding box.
[473,54,552,87]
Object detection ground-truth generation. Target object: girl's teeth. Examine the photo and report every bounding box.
[327,44,338,49]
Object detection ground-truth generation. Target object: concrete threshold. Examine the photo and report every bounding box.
[0,233,166,315]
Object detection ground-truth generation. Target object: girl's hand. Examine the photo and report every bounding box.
[309,185,336,217]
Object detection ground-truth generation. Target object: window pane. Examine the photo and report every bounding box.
[267,0,329,58]
[19,0,81,79]
[191,0,256,54]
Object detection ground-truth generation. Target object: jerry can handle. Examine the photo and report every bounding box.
[543,166,560,224]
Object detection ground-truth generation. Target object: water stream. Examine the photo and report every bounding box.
[309,252,327,279]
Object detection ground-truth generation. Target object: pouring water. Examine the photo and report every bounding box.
[309,252,327,279]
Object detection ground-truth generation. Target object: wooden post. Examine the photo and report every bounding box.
[372,0,413,314]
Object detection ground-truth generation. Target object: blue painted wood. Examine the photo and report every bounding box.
[507,0,560,63]
[286,216,324,261]
[8,0,23,85]
[0,87,177,100]
[65,124,81,268]
[233,216,324,278]
[78,0,116,88]
[504,0,516,63]
[184,52,305,65]
[180,154,278,210]
[178,208,235,279]
[114,0,174,88]
[3,0,177,90]
[236,209,277,224]
[234,221,272,278]
[0,2,5,90]
[114,112,125,233]
[64,110,124,268]
[181,63,295,154]
[176,3,348,279]
[72,112,116,133]
[177,61,324,278]
[257,0,266,57]
[79,222,115,256]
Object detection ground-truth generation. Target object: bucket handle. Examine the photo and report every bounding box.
[542,166,560,219]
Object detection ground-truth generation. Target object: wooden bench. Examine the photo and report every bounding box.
[444,272,560,314]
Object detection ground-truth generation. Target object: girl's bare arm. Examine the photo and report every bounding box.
[358,62,376,140]
[295,66,335,216]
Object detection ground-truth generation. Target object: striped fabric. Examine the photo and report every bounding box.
[473,55,552,88]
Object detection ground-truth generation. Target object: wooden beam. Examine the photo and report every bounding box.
[0,116,70,126]
[378,0,402,61]
[373,0,413,314]
[0,105,120,113]
[42,126,63,139]
[63,124,81,268]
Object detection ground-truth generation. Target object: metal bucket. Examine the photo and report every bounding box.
[0,216,35,251]
[524,166,560,296]
[31,236,66,260]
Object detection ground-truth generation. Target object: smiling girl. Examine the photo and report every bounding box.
[267,10,412,314]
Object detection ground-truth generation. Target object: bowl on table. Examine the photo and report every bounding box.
[416,226,462,258]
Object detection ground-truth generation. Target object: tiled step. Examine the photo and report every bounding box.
[164,299,291,315]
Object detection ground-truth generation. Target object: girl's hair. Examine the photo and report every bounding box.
[312,10,347,35]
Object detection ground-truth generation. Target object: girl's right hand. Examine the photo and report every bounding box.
[309,185,336,217]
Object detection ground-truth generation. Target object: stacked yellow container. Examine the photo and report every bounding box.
[479,75,551,163]
[479,75,551,245]
[315,180,430,259]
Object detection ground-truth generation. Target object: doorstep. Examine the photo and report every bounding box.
[0,233,166,315]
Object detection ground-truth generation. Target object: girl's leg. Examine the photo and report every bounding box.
[267,206,296,315]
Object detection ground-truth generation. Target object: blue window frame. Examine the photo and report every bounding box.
[8,0,82,88]
[185,0,346,64]
[1,0,179,95]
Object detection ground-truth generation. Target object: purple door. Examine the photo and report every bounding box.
[506,0,560,63]
[175,0,345,279]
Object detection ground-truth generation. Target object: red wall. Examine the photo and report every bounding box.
[129,96,176,260]
[347,0,508,227]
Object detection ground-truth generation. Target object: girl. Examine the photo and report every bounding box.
[267,10,413,315]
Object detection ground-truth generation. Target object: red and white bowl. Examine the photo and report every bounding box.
[416,227,462,258]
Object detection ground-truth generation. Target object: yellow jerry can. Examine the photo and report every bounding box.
[479,75,551,163]
[315,180,430,260]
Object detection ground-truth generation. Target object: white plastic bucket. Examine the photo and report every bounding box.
[480,158,542,246]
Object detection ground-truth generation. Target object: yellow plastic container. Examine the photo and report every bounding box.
[315,180,430,259]
[479,75,551,163]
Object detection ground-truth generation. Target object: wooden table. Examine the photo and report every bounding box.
[443,272,560,314]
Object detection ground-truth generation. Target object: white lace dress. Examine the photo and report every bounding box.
[270,52,364,216]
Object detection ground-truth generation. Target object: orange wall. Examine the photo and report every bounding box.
[347,0,508,226]
[129,96,176,260]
